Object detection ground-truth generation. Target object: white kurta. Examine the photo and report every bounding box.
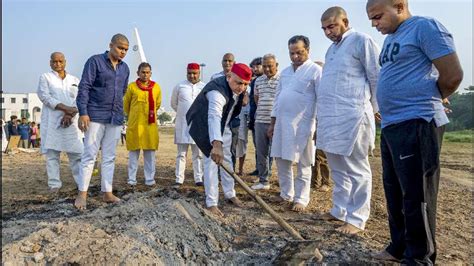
[210,71,225,81]
[316,29,380,156]
[2,125,8,152]
[270,59,322,163]
[171,80,205,144]
[204,90,239,207]
[238,87,251,141]
[37,71,83,154]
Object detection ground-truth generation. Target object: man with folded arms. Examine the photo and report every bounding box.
[367,0,463,263]
[37,52,83,193]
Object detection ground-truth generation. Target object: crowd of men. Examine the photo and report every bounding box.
[25,1,463,264]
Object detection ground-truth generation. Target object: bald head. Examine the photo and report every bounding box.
[321,6,350,42]
[321,6,347,21]
[111,33,129,44]
[222,53,235,62]
[367,0,408,8]
[366,0,410,35]
[50,52,65,60]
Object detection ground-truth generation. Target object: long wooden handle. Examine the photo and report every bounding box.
[220,163,305,241]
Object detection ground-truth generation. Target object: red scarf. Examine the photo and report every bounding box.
[136,79,156,124]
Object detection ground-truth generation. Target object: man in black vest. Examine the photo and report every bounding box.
[187,63,252,216]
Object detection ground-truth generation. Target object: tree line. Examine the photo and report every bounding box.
[446,86,473,131]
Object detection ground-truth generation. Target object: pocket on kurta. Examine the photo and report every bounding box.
[294,78,314,96]
[69,85,78,99]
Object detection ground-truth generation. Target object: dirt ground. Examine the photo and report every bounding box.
[2,127,473,264]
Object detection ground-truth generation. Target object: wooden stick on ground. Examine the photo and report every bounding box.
[220,163,305,241]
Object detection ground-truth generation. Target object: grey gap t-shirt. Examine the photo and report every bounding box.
[377,16,456,128]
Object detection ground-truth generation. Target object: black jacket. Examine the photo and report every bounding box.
[186,76,243,157]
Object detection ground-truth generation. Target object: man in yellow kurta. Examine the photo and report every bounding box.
[123,62,162,186]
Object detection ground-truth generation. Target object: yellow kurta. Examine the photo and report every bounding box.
[124,82,162,151]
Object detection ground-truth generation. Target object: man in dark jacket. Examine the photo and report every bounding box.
[187,63,252,216]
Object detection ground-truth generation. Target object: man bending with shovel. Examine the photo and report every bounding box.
[186,63,252,216]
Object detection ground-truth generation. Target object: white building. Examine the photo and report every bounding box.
[1,92,43,123]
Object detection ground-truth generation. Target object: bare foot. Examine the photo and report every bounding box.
[318,185,330,192]
[103,192,121,203]
[145,182,156,187]
[74,191,88,210]
[316,212,339,221]
[207,206,224,217]
[291,203,306,212]
[227,197,243,208]
[335,223,362,235]
[49,187,60,194]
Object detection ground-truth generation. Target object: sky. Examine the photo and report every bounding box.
[2,0,472,110]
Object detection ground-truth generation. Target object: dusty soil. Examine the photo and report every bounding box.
[2,128,473,264]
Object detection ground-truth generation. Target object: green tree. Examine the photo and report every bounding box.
[158,112,172,125]
[446,87,473,131]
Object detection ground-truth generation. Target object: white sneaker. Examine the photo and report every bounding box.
[251,183,270,190]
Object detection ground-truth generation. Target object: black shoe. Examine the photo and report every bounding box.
[250,170,259,176]
[195,182,204,187]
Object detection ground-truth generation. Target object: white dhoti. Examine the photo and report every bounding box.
[236,112,248,158]
[235,138,247,158]
[77,122,121,192]
[175,143,203,184]
[275,136,313,206]
[45,149,81,189]
[325,120,372,230]
[128,150,156,186]
[203,127,235,207]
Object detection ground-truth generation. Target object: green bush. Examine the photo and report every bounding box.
[376,127,472,143]
[443,130,473,143]
[445,87,473,131]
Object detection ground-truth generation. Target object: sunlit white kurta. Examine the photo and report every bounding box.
[37,71,83,154]
[171,80,205,144]
[316,29,380,156]
[270,59,322,163]
[1,125,7,152]
[204,90,239,207]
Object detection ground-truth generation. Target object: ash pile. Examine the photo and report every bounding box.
[2,188,279,265]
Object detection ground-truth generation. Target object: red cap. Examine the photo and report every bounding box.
[231,63,252,82]
[187,63,200,70]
